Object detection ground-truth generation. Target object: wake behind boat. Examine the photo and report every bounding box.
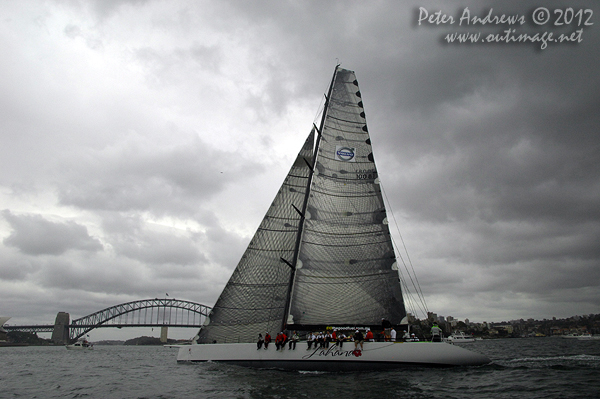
[176,66,490,369]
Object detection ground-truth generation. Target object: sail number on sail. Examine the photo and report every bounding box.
[356,169,378,180]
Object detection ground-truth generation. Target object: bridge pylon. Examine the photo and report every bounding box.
[51,312,70,345]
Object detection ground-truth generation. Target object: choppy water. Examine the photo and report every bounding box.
[1,337,599,398]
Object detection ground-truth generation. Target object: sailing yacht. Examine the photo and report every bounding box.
[175,66,490,369]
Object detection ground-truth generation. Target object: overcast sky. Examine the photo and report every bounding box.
[1,0,598,339]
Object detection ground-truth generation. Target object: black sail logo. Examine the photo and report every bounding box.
[335,146,356,162]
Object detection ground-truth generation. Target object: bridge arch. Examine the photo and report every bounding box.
[68,298,211,342]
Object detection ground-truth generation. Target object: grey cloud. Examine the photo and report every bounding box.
[0,250,40,281]
[57,133,261,217]
[112,230,207,266]
[87,0,151,19]
[98,211,240,272]
[64,24,82,39]
[3,0,599,329]
[135,43,223,85]
[2,210,103,256]
[35,258,144,294]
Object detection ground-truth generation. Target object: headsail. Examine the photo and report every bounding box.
[287,67,406,327]
[197,130,315,343]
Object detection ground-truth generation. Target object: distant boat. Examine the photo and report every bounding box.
[0,316,10,342]
[175,66,491,370]
[562,333,584,339]
[446,332,476,343]
[576,333,600,340]
[66,338,94,350]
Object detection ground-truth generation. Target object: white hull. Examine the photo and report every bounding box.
[66,341,93,350]
[447,333,476,343]
[176,342,490,370]
[577,335,600,340]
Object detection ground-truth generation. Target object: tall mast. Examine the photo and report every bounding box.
[281,65,339,330]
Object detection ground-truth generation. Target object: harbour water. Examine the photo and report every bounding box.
[2,337,599,398]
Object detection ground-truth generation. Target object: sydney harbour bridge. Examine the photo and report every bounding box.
[3,298,211,344]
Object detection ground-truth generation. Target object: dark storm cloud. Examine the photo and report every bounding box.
[2,210,103,256]
[332,1,600,320]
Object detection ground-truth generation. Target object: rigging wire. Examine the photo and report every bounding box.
[399,273,421,318]
[380,182,430,319]
[313,95,326,126]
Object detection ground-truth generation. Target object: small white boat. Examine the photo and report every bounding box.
[66,339,94,350]
[562,333,583,339]
[576,333,600,340]
[447,332,476,343]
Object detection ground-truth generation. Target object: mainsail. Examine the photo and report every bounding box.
[288,67,405,327]
[198,67,405,343]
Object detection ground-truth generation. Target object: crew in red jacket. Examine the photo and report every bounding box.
[275,332,287,350]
